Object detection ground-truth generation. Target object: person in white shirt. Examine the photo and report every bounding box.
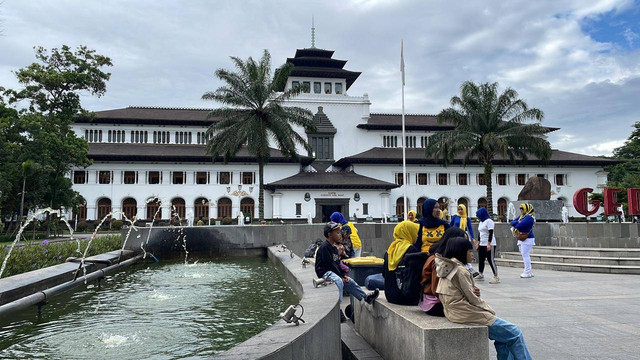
[475,207,499,284]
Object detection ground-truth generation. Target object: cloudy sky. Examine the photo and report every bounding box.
[1,0,639,156]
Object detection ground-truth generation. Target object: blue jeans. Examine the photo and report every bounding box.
[364,273,385,291]
[323,271,366,304]
[488,318,532,360]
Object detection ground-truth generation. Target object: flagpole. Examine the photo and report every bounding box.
[401,40,408,221]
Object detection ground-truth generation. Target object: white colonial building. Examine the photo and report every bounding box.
[68,47,614,224]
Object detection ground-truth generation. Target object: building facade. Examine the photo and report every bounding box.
[69,47,614,223]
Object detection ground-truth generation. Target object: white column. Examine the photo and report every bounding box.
[210,201,217,220]
[87,205,96,221]
[381,192,390,220]
[162,171,170,185]
[162,203,171,221]
[272,193,282,219]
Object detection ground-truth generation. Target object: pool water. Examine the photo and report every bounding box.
[0,257,298,359]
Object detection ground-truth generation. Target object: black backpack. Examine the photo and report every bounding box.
[395,248,429,301]
[304,240,323,258]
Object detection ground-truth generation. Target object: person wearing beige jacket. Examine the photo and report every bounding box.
[435,237,532,360]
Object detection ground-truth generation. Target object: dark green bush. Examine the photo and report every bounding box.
[76,221,89,232]
[0,235,122,278]
[111,220,124,230]
[196,220,204,226]
[222,216,233,225]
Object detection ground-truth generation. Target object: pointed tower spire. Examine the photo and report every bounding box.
[311,15,316,48]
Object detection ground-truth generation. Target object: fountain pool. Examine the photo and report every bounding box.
[0,257,297,359]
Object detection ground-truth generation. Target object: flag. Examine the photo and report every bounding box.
[400,40,405,86]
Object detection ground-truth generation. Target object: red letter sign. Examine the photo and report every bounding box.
[603,188,622,216]
[628,188,640,216]
[573,188,600,216]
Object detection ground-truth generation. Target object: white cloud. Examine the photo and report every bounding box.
[0,0,638,156]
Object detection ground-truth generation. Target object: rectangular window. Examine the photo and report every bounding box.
[123,171,137,184]
[438,173,448,185]
[324,82,332,94]
[395,173,404,186]
[98,171,111,184]
[498,174,507,186]
[302,81,310,93]
[417,173,428,185]
[458,174,468,185]
[517,174,527,186]
[219,171,231,184]
[296,203,302,216]
[478,174,486,186]
[73,171,86,184]
[537,173,547,179]
[311,136,332,160]
[335,83,343,94]
[172,171,184,184]
[555,174,565,186]
[363,203,369,215]
[313,82,321,94]
[148,171,161,184]
[242,172,254,184]
[196,171,208,185]
[292,81,299,88]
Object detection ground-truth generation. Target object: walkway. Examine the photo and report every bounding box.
[479,266,640,359]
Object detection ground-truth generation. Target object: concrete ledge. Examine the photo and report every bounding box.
[0,250,135,306]
[354,295,489,360]
[213,245,341,360]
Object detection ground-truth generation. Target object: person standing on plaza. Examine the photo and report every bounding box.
[510,204,536,278]
[417,199,451,252]
[450,203,480,277]
[476,207,500,283]
[407,210,418,223]
[330,212,362,257]
[315,221,377,322]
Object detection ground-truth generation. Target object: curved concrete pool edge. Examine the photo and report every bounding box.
[213,245,341,360]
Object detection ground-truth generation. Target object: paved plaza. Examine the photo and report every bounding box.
[479,266,640,359]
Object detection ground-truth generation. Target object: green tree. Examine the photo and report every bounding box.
[426,81,552,216]
[607,121,640,187]
[202,50,316,221]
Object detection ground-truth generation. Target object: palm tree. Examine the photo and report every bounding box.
[202,50,316,222]
[426,81,552,217]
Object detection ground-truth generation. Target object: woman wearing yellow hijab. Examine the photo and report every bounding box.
[407,210,417,223]
[450,204,480,278]
[383,221,422,305]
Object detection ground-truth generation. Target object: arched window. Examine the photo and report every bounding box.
[477,197,488,209]
[218,197,232,219]
[146,198,162,221]
[172,198,186,219]
[194,197,209,221]
[417,197,427,214]
[457,198,469,216]
[240,198,255,219]
[395,198,405,218]
[97,198,112,220]
[122,198,137,220]
[497,198,508,222]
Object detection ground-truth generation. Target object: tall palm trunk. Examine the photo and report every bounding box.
[484,163,494,217]
[258,160,265,222]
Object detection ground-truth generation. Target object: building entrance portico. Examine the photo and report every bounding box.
[314,198,350,223]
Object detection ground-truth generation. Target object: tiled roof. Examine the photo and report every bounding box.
[264,170,399,190]
[358,113,560,132]
[88,143,313,165]
[333,147,618,167]
[308,106,336,134]
[76,106,218,126]
[282,48,361,90]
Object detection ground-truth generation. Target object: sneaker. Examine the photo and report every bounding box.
[476,274,485,281]
[520,273,534,278]
[340,309,347,323]
[489,276,500,284]
[364,288,380,304]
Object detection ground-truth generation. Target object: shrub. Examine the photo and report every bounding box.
[76,221,89,232]
[209,218,217,225]
[196,220,205,226]
[0,235,122,278]
[111,220,124,230]
[222,216,233,225]
[170,218,181,227]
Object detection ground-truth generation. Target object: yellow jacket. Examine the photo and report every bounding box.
[347,222,361,249]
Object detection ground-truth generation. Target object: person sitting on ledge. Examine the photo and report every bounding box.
[419,227,467,316]
[315,221,379,322]
[383,220,424,305]
[330,212,362,257]
[436,237,532,360]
